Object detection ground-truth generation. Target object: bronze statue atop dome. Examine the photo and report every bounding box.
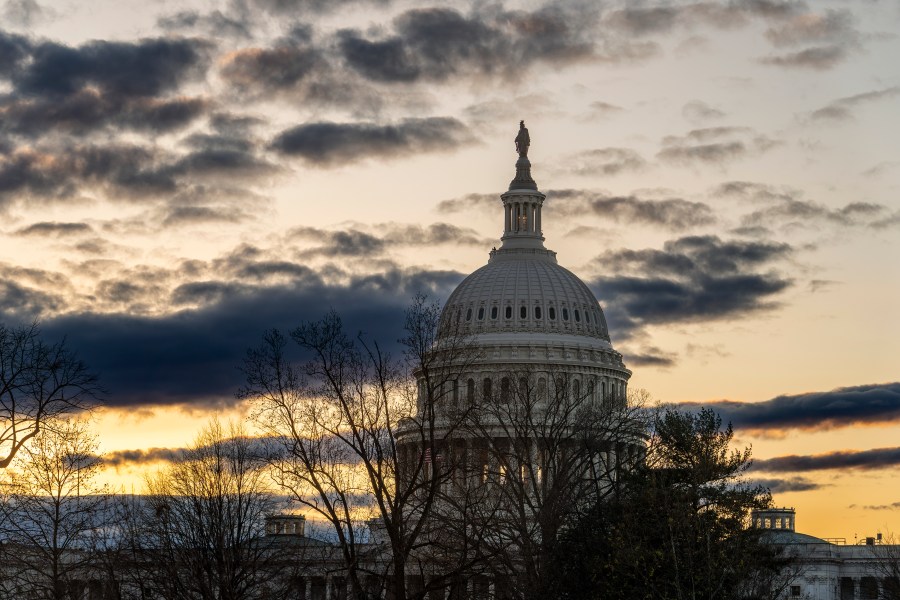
[515,120,530,158]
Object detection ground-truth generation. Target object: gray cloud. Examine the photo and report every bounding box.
[0,36,212,137]
[14,221,93,237]
[682,382,900,434]
[761,44,847,69]
[748,477,823,493]
[741,199,890,230]
[435,193,497,214]
[810,87,900,122]
[585,195,715,230]
[682,100,726,124]
[271,117,474,165]
[590,235,792,336]
[753,447,900,473]
[564,148,647,176]
[658,127,778,164]
[38,264,464,408]
[338,5,602,84]
[623,346,676,368]
[764,9,856,47]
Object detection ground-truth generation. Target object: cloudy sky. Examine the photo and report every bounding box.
[1,0,898,539]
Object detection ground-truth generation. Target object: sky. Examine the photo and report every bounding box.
[0,0,898,540]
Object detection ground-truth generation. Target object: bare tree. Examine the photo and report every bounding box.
[0,418,110,600]
[444,370,647,599]
[141,419,277,600]
[0,323,101,469]
[240,295,482,600]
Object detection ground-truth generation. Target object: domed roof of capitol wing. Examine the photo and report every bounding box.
[443,251,611,342]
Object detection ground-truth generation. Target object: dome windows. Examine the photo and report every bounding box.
[549,307,556,320]
[534,306,542,319]
[477,307,485,320]
[491,306,498,319]
[505,306,512,319]
[562,308,569,321]
[520,306,527,319]
[574,309,581,323]
[466,308,473,321]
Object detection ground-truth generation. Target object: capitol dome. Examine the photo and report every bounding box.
[434,122,629,384]
[443,250,611,342]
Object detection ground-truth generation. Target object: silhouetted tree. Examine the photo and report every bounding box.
[140,419,277,600]
[240,295,482,600]
[0,322,100,469]
[550,407,783,600]
[0,418,109,599]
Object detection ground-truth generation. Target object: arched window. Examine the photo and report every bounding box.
[482,378,492,400]
[505,306,512,319]
[562,308,569,321]
[452,380,459,406]
[537,378,547,401]
[467,379,475,404]
[574,309,581,323]
[588,380,595,401]
[601,380,607,402]
[519,377,528,399]
[573,379,581,399]
[548,307,556,320]
[556,377,566,398]
[477,307,485,320]
[520,306,527,319]
[500,377,511,402]
[535,306,542,319]
[466,308,472,321]
[491,306,498,319]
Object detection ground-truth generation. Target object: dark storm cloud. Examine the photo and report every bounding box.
[809,88,899,122]
[337,4,648,85]
[589,235,792,335]
[0,91,209,137]
[0,135,276,209]
[0,279,66,318]
[753,447,900,473]
[682,383,900,434]
[14,221,93,237]
[658,127,778,165]
[11,37,209,97]
[748,477,823,493]
[0,144,175,205]
[0,35,212,137]
[271,117,473,165]
[0,29,31,75]
[289,227,387,258]
[39,266,464,408]
[565,148,647,176]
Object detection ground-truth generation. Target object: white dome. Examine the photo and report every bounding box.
[441,249,611,342]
